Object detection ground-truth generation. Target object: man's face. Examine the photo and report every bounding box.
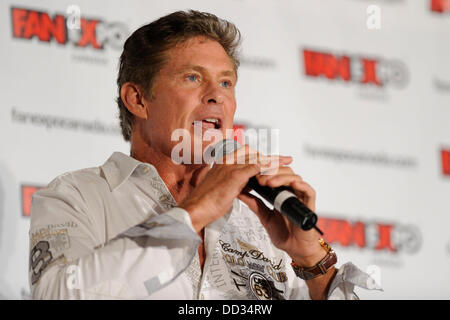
[141,36,237,161]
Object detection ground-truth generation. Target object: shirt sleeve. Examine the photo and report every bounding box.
[326,262,383,300]
[29,175,201,300]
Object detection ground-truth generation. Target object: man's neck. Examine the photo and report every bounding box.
[130,142,206,205]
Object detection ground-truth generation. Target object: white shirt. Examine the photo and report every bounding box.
[29,152,380,300]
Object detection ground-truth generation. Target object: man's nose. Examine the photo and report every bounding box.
[202,83,225,105]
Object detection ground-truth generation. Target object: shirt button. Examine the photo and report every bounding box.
[142,167,149,174]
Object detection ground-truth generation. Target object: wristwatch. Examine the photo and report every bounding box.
[291,238,337,280]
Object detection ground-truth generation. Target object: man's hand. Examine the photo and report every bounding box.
[179,145,291,233]
[180,144,335,299]
[236,154,337,300]
[237,160,325,268]
[180,143,323,267]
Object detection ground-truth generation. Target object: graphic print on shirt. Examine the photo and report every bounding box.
[148,176,177,210]
[29,222,76,284]
[218,238,287,300]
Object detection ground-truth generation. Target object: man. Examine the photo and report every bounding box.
[29,10,377,300]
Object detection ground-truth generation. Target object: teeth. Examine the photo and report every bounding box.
[203,118,219,124]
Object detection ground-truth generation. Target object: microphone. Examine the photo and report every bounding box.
[207,139,324,235]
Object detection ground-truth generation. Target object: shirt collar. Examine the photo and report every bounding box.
[101,151,156,191]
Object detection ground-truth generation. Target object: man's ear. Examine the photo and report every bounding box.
[120,82,149,120]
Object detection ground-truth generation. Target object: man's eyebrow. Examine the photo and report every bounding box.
[220,70,236,77]
[177,65,236,77]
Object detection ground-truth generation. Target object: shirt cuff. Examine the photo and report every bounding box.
[119,207,200,242]
[327,262,383,300]
[115,207,201,297]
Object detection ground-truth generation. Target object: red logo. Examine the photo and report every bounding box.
[21,185,43,217]
[442,149,450,176]
[232,124,247,145]
[431,0,450,13]
[302,49,408,88]
[11,7,128,50]
[317,216,421,254]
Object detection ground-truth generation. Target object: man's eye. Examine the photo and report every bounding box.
[187,74,199,82]
[221,80,232,88]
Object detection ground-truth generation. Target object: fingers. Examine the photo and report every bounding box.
[214,144,305,192]
[183,145,297,232]
[219,144,257,164]
[191,165,211,188]
[256,165,301,185]
[254,165,316,212]
[259,156,292,176]
[260,174,303,188]
[217,144,292,170]
[235,163,262,183]
[289,180,316,211]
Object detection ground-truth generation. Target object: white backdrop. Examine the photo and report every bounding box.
[1,0,449,300]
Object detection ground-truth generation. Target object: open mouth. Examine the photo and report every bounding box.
[192,118,222,130]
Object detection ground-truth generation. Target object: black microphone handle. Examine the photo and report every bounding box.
[210,139,323,234]
[246,177,323,234]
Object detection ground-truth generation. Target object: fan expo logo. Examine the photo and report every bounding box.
[317,217,421,255]
[442,148,450,176]
[22,185,43,217]
[431,0,450,13]
[10,6,128,50]
[302,49,409,89]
